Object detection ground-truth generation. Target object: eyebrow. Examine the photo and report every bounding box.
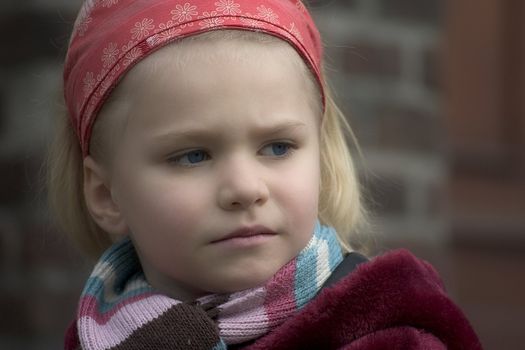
[150,121,307,144]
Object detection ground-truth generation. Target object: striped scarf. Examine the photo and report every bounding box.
[76,222,343,349]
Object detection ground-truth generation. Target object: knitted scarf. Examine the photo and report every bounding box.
[76,222,343,350]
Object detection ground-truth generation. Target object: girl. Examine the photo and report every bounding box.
[48,0,482,349]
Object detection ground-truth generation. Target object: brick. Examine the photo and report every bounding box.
[342,41,402,78]
[340,0,358,10]
[361,174,408,215]
[426,181,445,217]
[0,218,22,274]
[378,0,442,24]
[0,293,31,335]
[306,0,357,9]
[0,88,4,135]
[0,158,30,204]
[423,46,440,90]
[21,224,86,268]
[0,10,73,66]
[343,99,380,149]
[30,289,79,336]
[376,104,442,153]
[0,154,45,205]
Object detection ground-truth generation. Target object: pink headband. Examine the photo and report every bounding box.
[64,0,325,157]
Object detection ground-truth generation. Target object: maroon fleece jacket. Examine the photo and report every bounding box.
[65,249,482,349]
[244,249,482,350]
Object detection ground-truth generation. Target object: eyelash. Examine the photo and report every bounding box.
[167,141,297,167]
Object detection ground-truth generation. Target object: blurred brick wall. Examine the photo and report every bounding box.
[0,0,451,349]
[0,1,90,349]
[442,1,525,348]
[312,0,446,246]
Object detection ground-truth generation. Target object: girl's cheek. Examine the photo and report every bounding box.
[157,185,211,220]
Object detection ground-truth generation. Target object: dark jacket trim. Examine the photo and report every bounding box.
[321,252,369,290]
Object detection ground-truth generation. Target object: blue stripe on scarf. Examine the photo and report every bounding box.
[212,339,227,350]
[81,238,154,313]
[83,277,153,313]
[294,221,343,309]
[294,238,317,309]
[323,225,343,271]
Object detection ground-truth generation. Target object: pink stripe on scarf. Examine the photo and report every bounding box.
[78,295,180,350]
[79,293,161,324]
[264,258,297,327]
[218,287,269,344]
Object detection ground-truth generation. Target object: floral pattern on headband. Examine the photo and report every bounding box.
[65,0,323,156]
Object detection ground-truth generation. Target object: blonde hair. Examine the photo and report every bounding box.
[47,30,371,259]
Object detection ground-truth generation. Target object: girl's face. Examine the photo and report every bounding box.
[107,38,321,300]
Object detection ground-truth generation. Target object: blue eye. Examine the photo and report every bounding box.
[187,150,207,163]
[260,142,293,157]
[170,150,210,166]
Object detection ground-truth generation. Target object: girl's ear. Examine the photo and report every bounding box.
[83,156,129,236]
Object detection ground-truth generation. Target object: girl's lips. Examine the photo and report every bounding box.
[210,225,277,244]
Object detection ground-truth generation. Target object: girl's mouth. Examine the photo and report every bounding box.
[210,225,277,246]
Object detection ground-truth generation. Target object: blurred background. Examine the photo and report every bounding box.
[0,0,523,349]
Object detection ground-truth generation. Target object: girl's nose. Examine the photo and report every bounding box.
[217,161,269,211]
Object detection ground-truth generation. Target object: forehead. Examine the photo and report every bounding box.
[114,33,321,133]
